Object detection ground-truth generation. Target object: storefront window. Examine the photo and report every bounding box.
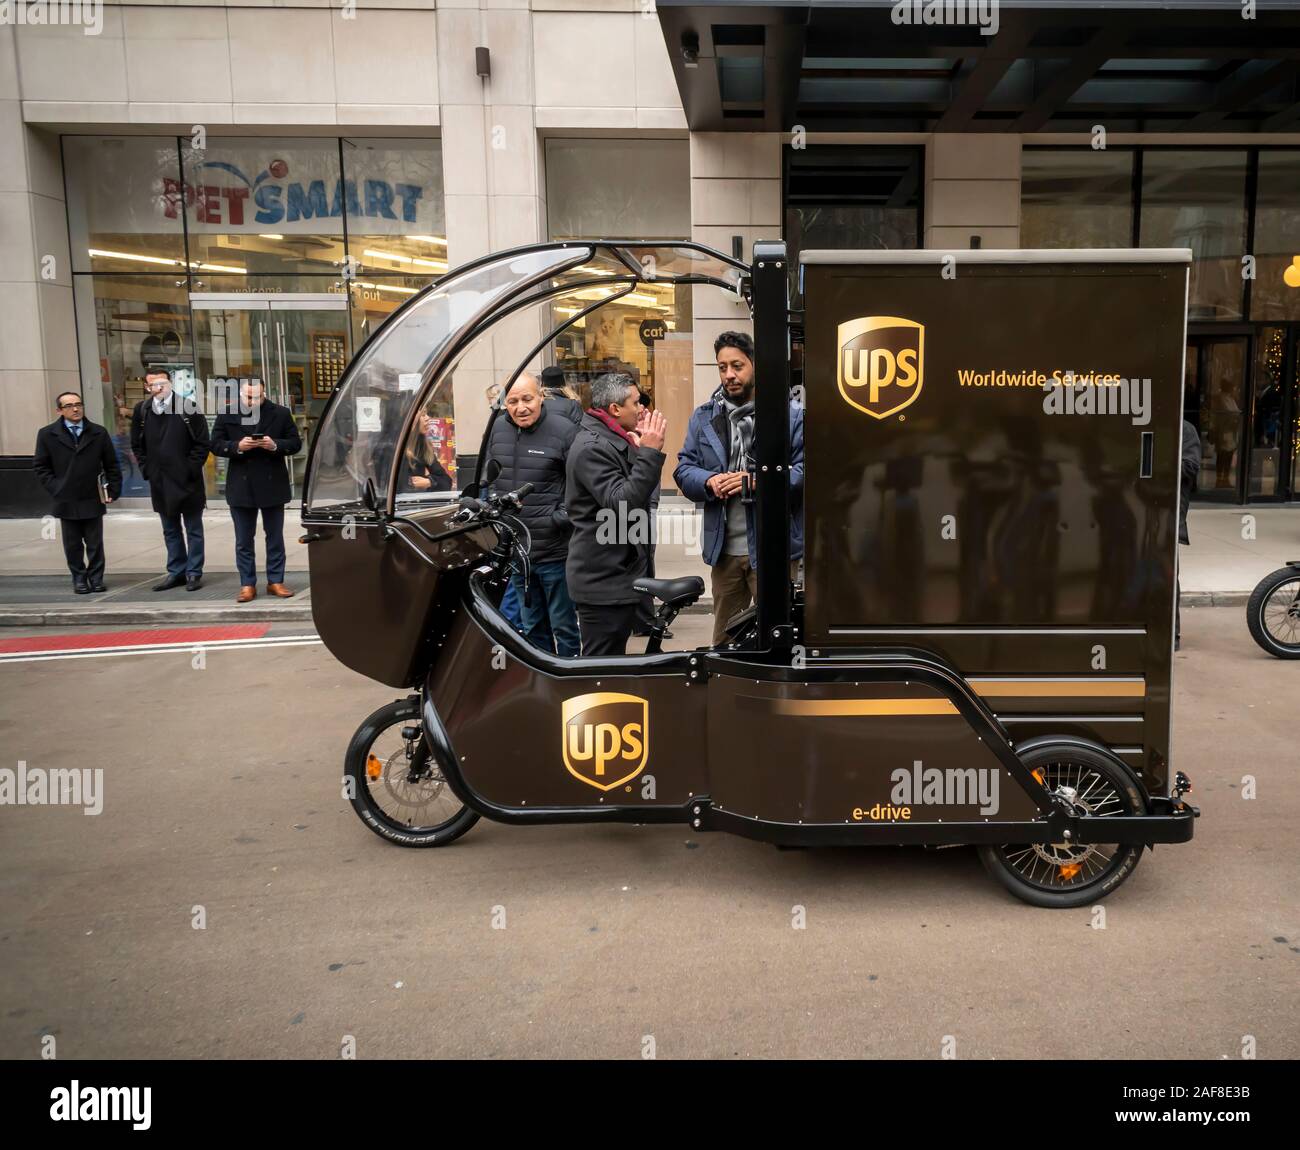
[65,135,446,498]
[1140,150,1248,322]
[1021,149,1134,248]
[345,139,446,278]
[70,274,194,496]
[180,138,346,277]
[64,137,185,274]
[545,140,693,488]
[1250,150,1300,322]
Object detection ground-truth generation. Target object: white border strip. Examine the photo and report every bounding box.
[800,248,1194,266]
[828,627,1146,636]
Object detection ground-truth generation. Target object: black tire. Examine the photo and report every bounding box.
[1246,566,1300,659]
[978,743,1147,909]
[344,697,480,848]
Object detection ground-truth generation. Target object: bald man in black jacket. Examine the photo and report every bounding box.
[485,374,580,656]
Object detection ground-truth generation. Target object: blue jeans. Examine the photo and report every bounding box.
[500,577,523,628]
[512,560,580,657]
[160,508,204,577]
[231,505,286,585]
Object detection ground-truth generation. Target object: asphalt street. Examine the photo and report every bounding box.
[0,608,1295,1060]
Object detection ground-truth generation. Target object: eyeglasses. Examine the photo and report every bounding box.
[58,402,84,410]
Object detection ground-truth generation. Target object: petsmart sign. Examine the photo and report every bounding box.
[96,141,441,237]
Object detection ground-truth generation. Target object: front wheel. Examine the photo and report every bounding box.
[344,696,479,848]
[979,743,1147,908]
[1246,566,1300,659]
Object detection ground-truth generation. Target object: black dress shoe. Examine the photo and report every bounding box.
[153,574,186,591]
[73,577,90,595]
[186,575,203,592]
[90,581,108,593]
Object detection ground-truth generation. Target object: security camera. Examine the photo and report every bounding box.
[682,31,700,68]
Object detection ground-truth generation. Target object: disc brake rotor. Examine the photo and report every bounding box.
[372,743,445,809]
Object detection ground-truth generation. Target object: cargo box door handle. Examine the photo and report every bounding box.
[1139,432,1154,479]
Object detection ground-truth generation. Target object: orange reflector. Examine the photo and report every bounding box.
[366,754,383,781]
[1058,863,1082,880]
[1031,768,1044,785]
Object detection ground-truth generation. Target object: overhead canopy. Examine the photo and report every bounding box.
[655,0,1300,133]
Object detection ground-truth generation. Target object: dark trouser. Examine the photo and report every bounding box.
[575,602,638,657]
[61,516,105,583]
[512,559,579,657]
[160,507,205,577]
[634,544,657,632]
[231,504,286,585]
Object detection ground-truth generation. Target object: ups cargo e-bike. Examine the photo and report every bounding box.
[301,241,1198,908]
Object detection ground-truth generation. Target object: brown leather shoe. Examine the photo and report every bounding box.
[236,585,256,603]
[266,583,295,599]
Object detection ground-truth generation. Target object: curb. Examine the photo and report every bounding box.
[0,594,1246,627]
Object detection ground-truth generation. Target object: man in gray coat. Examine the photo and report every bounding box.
[564,372,667,656]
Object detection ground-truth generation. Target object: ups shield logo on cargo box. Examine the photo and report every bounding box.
[561,692,648,791]
[837,316,925,419]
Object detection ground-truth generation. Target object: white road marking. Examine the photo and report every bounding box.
[0,635,323,664]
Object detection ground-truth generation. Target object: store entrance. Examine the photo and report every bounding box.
[190,294,351,499]
[1184,333,1249,502]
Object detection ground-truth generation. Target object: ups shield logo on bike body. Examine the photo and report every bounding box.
[561,692,648,791]
[837,316,925,419]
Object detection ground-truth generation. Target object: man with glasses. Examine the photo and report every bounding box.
[33,392,122,594]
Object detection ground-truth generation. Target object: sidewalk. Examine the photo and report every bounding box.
[0,503,1294,625]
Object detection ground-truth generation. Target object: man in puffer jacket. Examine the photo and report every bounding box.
[485,373,580,656]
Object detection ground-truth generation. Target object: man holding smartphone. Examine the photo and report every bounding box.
[210,378,302,602]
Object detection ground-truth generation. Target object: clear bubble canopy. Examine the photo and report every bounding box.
[305,242,747,513]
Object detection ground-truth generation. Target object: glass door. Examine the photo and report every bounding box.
[267,298,351,496]
[192,293,351,498]
[1185,334,1249,502]
[191,296,272,501]
[1248,326,1290,500]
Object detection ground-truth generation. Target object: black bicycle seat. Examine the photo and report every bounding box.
[633,576,704,609]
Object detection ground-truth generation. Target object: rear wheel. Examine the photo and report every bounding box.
[979,743,1146,908]
[1246,566,1300,659]
[344,697,479,848]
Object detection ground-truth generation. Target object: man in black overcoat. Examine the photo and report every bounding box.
[210,379,302,602]
[130,368,210,591]
[32,391,122,594]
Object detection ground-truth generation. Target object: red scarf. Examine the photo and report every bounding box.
[586,407,637,446]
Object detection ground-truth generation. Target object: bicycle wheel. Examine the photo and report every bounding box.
[1246,566,1300,659]
[978,743,1146,909]
[343,697,479,848]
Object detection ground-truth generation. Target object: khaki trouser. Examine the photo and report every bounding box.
[711,553,758,645]
[710,554,801,646]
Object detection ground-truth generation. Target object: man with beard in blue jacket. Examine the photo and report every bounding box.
[674,331,804,646]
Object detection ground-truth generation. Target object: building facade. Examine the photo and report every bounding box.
[1,0,1297,510]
